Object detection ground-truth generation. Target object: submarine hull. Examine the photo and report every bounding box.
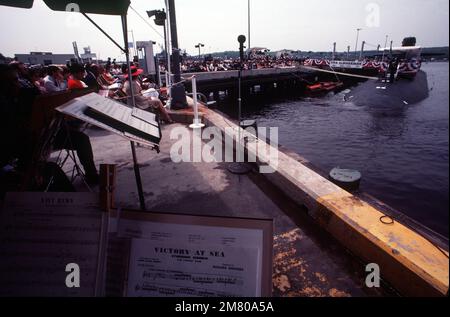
[345,70,429,108]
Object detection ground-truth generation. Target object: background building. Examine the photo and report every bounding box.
[80,46,97,63]
[14,52,77,65]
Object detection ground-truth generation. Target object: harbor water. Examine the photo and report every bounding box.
[222,62,449,237]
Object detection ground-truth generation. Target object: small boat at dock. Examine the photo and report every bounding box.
[306,81,344,95]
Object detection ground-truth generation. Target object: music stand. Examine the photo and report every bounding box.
[51,119,94,191]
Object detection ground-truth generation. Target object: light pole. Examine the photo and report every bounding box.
[389,40,393,58]
[359,41,366,60]
[166,0,188,109]
[381,35,388,61]
[248,0,251,51]
[332,42,336,60]
[147,10,168,60]
[128,29,136,59]
[147,9,170,87]
[195,43,205,59]
[355,28,362,60]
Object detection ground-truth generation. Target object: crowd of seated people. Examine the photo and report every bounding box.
[176,55,302,73]
[0,58,176,196]
[0,51,309,198]
[0,61,106,196]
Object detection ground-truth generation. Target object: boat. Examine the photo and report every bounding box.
[306,81,344,95]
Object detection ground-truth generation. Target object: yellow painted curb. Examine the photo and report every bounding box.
[316,192,449,296]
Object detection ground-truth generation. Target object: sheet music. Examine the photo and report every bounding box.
[108,83,121,90]
[0,192,104,297]
[84,94,160,138]
[127,239,259,297]
[117,219,264,297]
[131,107,157,125]
[56,93,157,147]
[57,97,122,135]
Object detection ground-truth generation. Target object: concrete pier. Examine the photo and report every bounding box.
[202,108,449,297]
[57,122,381,297]
[55,105,448,297]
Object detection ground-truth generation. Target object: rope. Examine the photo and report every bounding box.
[301,66,379,80]
[288,71,315,85]
[180,75,196,82]
[328,65,341,83]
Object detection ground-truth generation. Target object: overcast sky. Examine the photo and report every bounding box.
[0,0,448,60]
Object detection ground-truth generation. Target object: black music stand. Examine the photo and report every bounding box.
[81,13,150,211]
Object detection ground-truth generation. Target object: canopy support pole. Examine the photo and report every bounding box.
[69,11,147,211]
[82,13,125,53]
[121,13,146,211]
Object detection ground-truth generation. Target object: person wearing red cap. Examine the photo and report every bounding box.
[123,66,173,123]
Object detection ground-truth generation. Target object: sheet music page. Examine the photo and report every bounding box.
[118,219,264,297]
[127,239,259,297]
[57,97,125,136]
[108,83,121,90]
[131,107,157,126]
[84,95,160,138]
[56,94,157,147]
[0,192,104,297]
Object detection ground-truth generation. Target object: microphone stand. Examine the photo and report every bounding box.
[227,35,252,175]
[238,54,242,147]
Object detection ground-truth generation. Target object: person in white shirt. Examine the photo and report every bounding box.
[43,66,64,93]
[123,66,173,123]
